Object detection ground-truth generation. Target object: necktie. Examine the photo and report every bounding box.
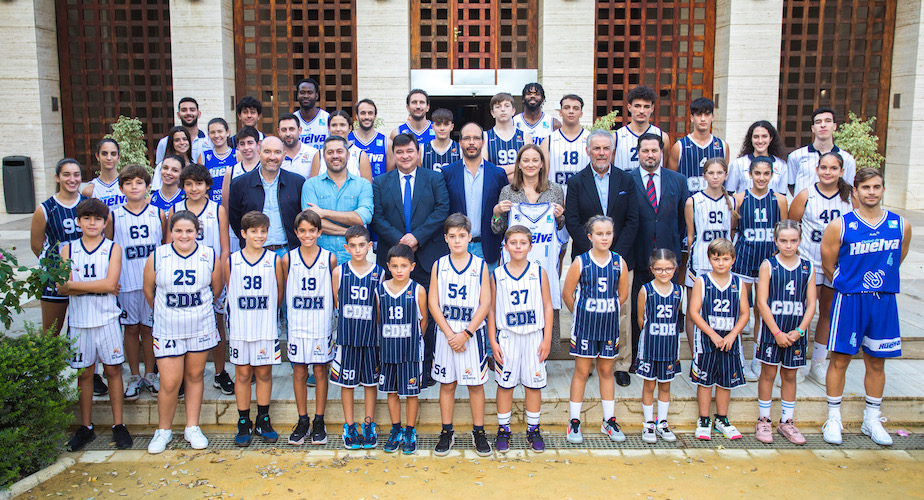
[647,173,657,213]
[403,174,413,232]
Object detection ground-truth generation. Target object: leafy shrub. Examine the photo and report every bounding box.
[104,116,150,174]
[590,109,621,132]
[0,249,70,330]
[833,111,884,170]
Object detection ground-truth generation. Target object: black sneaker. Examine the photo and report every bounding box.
[112,424,133,449]
[288,416,311,445]
[214,370,234,395]
[311,417,328,445]
[178,380,185,400]
[66,425,96,451]
[93,374,108,396]
[472,429,492,456]
[235,418,253,447]
[255,414,279,443]
[434,429,454,456]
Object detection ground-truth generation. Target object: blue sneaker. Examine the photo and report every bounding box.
[235,418,253,447]
[306,374,317,387]
[495,425,511,454]
[402,427,418,454]
[362,420,378,449]
[255,414,279,443]
[342,423,361,450]
[383,426,404,453]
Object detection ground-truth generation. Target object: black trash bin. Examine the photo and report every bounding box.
[2,156,36,214]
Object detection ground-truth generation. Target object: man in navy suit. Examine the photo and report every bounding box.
[441,122,509,268]
[630,133,690,364]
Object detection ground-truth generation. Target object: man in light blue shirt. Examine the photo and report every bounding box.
[301,135,374,263]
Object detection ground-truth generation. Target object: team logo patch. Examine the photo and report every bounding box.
[376,139,383,146]
[113,348,121,354]
[889,220,899,228]
[408,377,417,386]
[849,221,859,230]
[259,348,266,355]
[794,349,801,356]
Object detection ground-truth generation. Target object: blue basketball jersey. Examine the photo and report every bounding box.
[349,131,388,177]
[337,262,385,346]
[398,121,435,146]
[733,190,781,274]
[40,194,88,259]
[202,149,237,204]
[759,256,813,344]
[420,140,461,172]
[639,282,684,361]
[572,251,621,342]
[485,128,526,169]
[677,135,726,194]
[149,189,185,212]
[376,280,424,363]
[832,210,904,294]
[696,273,742,354]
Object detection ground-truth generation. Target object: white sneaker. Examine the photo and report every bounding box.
[807,361,826,386]
[742,364,760,383]
[714,417,742,440]
[642,421,657,444]
[656,420,677,442]
[795,368,806,384]
[566,418,583,444]
[143,373,160,394]
[861,415,893,446]
[695,418,711,440]
[124,375,142,402]
[822,416,843,445]
[148,429,172,454]
[184,426,209,449]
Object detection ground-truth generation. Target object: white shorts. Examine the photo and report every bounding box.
[68,318,125,368]
[815,272,833,288]
[230,339,282,366]
[287,334,335,365]
[432,327,488,386]
[494,329,547,389]
[686,267,711,288]
[213,287,227,315]
[153,330,219,358]
[732,272,757,285]
[119,290,153,327]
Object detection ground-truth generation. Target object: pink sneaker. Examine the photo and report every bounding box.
[755,417,773,444]
[777,419,806,445]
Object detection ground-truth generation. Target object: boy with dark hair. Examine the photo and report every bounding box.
[613,85,671,172]
[484,92,531,179]
[420,108,460,172]
[229,96,265,148]
[668,97,729,194]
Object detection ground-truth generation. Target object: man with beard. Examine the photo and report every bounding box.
[349,99,390,177]
[300,136,374,264]
[390,89,435,146]
[613,86,671,172]
[513,82,560,145]
[278,113,319,179]
[294,78,330,150]
[154,97,212,166]
[441,122,508,267]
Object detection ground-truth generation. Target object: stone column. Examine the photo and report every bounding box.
[539,0,596,127]
[355,0,411,133]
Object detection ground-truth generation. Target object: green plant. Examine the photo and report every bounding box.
[105,116,150,173]
[0,249,71,330]
[589,109,621,132]
[0,325,75,488]
[833,111,884,170]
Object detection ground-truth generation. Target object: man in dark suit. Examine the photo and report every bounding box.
[565,129,639,387]
[630,132,690,365]
[441,122,509,268]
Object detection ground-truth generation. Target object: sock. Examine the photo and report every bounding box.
[299,414,309,421]
[602,400,615,421]
[715,413,727,424]
[657,399,670,423]
[813,342,828,363]
[257,405,269,417]
[86,424,93,431]
[781,400,795,422]
[406,425,415,433]
[642,404,653,423]
[239,408,251,420]
[526,410,540,427]
[442,423,453,433]
[758,399,771,420]
[569,401,582,420]
[314,414,324,421]
[865,395,883,418]
[827,395,842,419]
[497,412,511,426]
[473,425,484,433]
[392,423,402,431]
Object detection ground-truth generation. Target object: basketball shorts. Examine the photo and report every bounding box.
[494,329,547,390]
[814,271,834,288]
[690,349,746,389]
[41,281,68,303]
[287,334,335,365]
[433,327,488,386]
[230,339,281,366]
[153,329,219,358]
[569,330,618,359]
[686,267,711,288]
[67,318,125,368]
[378,361,423,397]
[635,358,682,382]
[756,335,808,369]
[829,292,901,358]
[213,287,227,315]
[118,290,153,327]
[732,270,758,284]
[330,344,379,388]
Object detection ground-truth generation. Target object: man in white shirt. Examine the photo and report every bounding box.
[278,113,319,179]
[787,106,857,195]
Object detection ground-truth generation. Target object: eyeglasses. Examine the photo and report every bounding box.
[460,136,482,142]
[651,267,676,274]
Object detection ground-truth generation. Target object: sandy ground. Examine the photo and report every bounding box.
[14,448,924,500]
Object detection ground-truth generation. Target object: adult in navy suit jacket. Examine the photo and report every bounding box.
[441,123,509,265]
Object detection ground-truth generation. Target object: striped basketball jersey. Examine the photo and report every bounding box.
[832,210,904,294]
[295,108,330,150]
[286,247,334,339]
[571,251,621,341]
[420,140,461,172]
[228,249,279,341]
[149,189,184,212]
[695,273,742,354]
[513,112,555,145]
[493,262,546,335]
[639,282,684,361]
[613,124,665,172]
[337,261,385,346]
[501,203,563,308]
[787,144,857,196]
[677,134,726,194]
[546,128,590,189]
[349,131,388,177]
[203,148,237,204]
[690,192,734,272]
[317,144,365,178]
[759,256,813,344]
[436,254,486,334]
[376,280,424,363]
[67,239,121,328]
[152,242,216,339]
[726,154,789,194]
[398,121,436,145]
[89,177,125,209]
[39,194,87,259]
[799,185,853,270]
[112,203,163,292]
[485,128,526,169]
[732,190,781,274]
[175,199,221,253]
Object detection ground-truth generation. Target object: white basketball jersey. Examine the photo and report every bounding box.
[296,109,330,150]
[493,261,546,335]
[90,177,126,209]
[176,199,221,253]
[502,203,562,308]
[726,155,789,194]
[286,247,334,339]
[547,128,590,190]
[112,204,163,292]
[436,254,486,334]
[67,239,121,328]
[231,161,259,181]
[799,185,853,269]
[513,112,555,145]
[317,144,364,178]
[152,243,216,340]
[613,124,665,172]
[228,249,279,341]
[690,192,734,273]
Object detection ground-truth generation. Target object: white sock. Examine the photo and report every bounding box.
[864,395,883,418]
[827,395,842,419]
[813,342,828,363]
[751,343,759,366]
[781,400,795,422]
[497,412,511,426]
[758,399,771,419]
[657,400,669,423]
[569,401,582,420]
[526,410,540,427]
[642,404,653,423]
[602,400,615,421]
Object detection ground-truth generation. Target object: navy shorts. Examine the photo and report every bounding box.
[378,361,422,397]
[829,292,901,358]
[569,330,618,359]
[756,336,808,369]
[41,282,68,303]
[690,350,745,389]
[635,358,682,382]
[330,344,378,388]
